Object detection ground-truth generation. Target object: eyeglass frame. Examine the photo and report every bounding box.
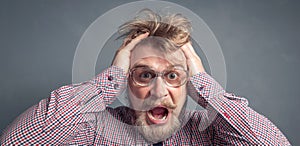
[129,65,189,87]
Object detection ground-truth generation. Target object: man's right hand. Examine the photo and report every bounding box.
[112,32,149,74]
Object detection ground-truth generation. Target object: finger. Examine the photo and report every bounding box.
[121,32,149,51]
[122,36,132,47]
[122,32,149,53]
[187,42,197,55]
[129,32,149,45]
[181,42,197,59]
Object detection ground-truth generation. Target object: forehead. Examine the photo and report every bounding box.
[132,57,180,71]
[130,45,187,70]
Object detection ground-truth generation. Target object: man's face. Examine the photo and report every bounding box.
[128,45,187,143]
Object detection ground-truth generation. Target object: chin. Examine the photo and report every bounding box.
[135,111,181,143]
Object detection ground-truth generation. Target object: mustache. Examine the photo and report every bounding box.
[127,88,177,111]
[143,98,177,110]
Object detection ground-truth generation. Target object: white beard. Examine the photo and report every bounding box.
[127,85,186,143]
[135,112,181,143]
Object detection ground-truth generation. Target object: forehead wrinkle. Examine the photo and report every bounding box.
[131,57,173,71]
[165,51,187,69]
[131,48,186,68]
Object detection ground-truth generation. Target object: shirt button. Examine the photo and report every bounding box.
[114,84,119,89]
[108,75,113,81]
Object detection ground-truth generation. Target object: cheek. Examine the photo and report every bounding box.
[128,80,149,99]
[169,86,187,104]
[128,81,151,110]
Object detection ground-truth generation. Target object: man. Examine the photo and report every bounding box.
[0,9,290,145]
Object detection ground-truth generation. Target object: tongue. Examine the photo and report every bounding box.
[151,107,167,119]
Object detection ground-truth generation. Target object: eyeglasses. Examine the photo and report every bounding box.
[129,66,189,87]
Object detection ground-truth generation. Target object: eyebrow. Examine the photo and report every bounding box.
[131,63,150,69]
[131,63,185,70]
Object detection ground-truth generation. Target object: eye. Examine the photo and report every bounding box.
[140,72,153,79]
[167,72,178,80]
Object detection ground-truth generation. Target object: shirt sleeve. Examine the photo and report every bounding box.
[188,72,291,145]
[0,66,126,145]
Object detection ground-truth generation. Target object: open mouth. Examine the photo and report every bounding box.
[146,106,170,124]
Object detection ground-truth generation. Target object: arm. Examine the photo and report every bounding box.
[0,32,149,145]
[188,72,290,145]
[181,42,290,145]
[0,66,126,145]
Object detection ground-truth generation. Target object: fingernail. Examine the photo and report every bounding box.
[143,32,149,36]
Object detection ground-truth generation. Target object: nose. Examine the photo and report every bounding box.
[150,76,168,98]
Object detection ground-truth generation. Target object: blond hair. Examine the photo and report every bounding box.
[119,9,191,47]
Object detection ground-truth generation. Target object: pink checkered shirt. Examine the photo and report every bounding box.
[0,66,290,145]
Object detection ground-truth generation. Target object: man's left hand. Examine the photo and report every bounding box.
[181,42,206,76]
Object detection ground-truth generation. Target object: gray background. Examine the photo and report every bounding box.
[0,0,299,145]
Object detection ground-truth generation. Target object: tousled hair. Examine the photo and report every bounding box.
[119,9,191,47]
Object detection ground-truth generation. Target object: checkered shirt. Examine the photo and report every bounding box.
[0,66,290,145]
